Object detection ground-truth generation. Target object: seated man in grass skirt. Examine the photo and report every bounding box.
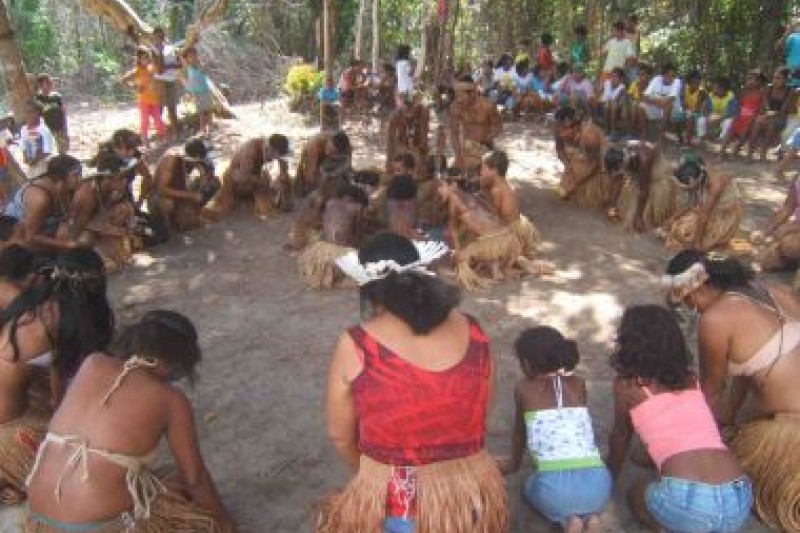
[295,131,352,198]
[385,93,430,177]
[212,134,292,219]
[298,183,369,289]
[555,106,614,211]
[449,76,502,178]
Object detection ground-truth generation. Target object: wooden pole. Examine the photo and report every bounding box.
[372,0,380,76]
[321,0,331,125]
[354,0,365,60]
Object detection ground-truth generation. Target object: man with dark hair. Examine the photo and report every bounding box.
[295,131,352,198]
[449,76,502,175]
[212,134,292,218]
[149,139,220,231]
[601,21,636,84]
[34,74,68,154]
[555,106,612,209]
[385,94,430,176]
[386,174,423,240]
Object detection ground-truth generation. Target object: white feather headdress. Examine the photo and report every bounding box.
[659,262,708,300]
[336,240,450,286]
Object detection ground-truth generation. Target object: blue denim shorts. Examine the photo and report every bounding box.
[383,517,414,533]
[523,467,612,526]
[645,476,753,533]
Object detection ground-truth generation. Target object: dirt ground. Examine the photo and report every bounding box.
[1,100,791,532]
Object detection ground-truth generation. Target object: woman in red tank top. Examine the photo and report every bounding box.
[317,232,507,533]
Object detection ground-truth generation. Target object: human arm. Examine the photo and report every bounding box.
[487,104,503,142]
[607,378,634,480]
[693,174,731,250]
[166,390,234,531]
[65,188,95,239]
[18,190,76,251]
[497,385,526,475]
[764,180,797,237]
[327,332,363,472]
[698,310,732,423]
[449,108,464,167]
[157,158,204,204]
[135,159,155,208]
[564,134,603,195]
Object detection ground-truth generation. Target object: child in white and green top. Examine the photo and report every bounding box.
[498,326,611,533]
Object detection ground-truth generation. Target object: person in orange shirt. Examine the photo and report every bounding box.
[122,47,165,149]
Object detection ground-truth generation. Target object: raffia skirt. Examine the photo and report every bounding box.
[569,170,614,209]
[297,240,354,289]
[454,228,521,291]
[665,203,742,252]
[23,487,225,532]
[617,174,677,232]
[0,369,51,502]
[729,414,800,532]
[316,451,507,533]
[509,215,540,259]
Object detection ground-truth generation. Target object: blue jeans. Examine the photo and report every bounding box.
[523,467,612,526]
[383,517,414,533]
[645,476,753,533]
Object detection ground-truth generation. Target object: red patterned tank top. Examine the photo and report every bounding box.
[349,315,492,466]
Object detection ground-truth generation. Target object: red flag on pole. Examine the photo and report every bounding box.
[438,0,449,23]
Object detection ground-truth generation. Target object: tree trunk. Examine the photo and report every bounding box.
[77,0,235,117]
[371,0,380,75]
[321,0,331,124]
[354,0,366,60]
[0,0,33,122]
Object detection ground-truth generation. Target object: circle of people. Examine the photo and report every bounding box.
[0,18,800,533]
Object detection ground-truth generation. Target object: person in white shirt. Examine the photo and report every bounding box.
[491,54,516,112]
[395,44,414,106]
[638,64,683,139]
[152,27,181,141]
[602,21,636,81]
[566,66,595,115]
[601,67,627,139]
[20,101,56,179]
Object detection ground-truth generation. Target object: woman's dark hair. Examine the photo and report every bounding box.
[0,247,114,378]
[46,155,82,181]
[673,160,705,186]
[352,169,381,188]
[111,310,201,383]
[330,131,352,156]
[336,182,369,208]
[515,60,529,76]
[94,149,128,176]
[396,44,411,61]
[604,147,624,173]
[387,174,417,201]
[0,244,38,282]
[111,129,142,150]
[610,305,693,390]
[666,250,754,291]
[358,232,460,334]
[392,152,416,172]
[497,53,513,69]
[514,326,579,375]
[268,134,290,157]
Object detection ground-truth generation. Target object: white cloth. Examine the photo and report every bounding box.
[567,78,595,100]
[642,75,683,120]
[602,37,636,73]
[20,122,56,178]
[601,80,625,103]
[396,59,414,94]
[493,68,516,90]
[153,43,180,83]
[514,72,533,91]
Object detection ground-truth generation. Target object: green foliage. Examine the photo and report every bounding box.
[9,0,57,72]
[284,63,324,97]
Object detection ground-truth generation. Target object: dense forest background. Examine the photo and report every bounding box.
[2,0,800,108]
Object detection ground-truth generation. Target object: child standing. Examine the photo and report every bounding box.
[122,47,165,149]
[181,47,213,137]
[34,74,69,154]
[317,76,341,130]
[19,100,56,178]
[498,326,612,533]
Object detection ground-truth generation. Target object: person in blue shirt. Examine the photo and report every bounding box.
[317,76,341,130]
[777,22,800,87]
[181,47,213,136]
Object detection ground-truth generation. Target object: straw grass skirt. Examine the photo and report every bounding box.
[617,168,677,232]
[23,486,226,532]
[316,450,507,533]
[665,204,742,252]
[454,229,521,291]
[509,215,540,259]
[568,170,614,209]
[298,241,354,289]
[730,414,800,532]
[0,369,51,503]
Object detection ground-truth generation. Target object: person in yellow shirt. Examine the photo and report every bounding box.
[698,76,737,148]
[122,47,165,149]
[623,63,653,136]
[678,70,707,145]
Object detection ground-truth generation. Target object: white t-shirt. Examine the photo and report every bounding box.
[153,43,180,82]
[20,122,56,178]
[601,80,625,102]
[644,75,683,111]
[494,68,516,90]
[514,72,533,90]
[603,37,635,72]
[568,78,595,100]
[396,59,414,94]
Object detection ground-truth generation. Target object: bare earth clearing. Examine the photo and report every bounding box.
[1,100,788,532]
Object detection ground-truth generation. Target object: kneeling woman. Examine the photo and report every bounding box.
[25,310,234,532]
[319,233,507,532]
[608,305,752,533]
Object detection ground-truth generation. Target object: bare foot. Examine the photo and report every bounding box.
[585,515,602,533]
[564,516,582,533]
